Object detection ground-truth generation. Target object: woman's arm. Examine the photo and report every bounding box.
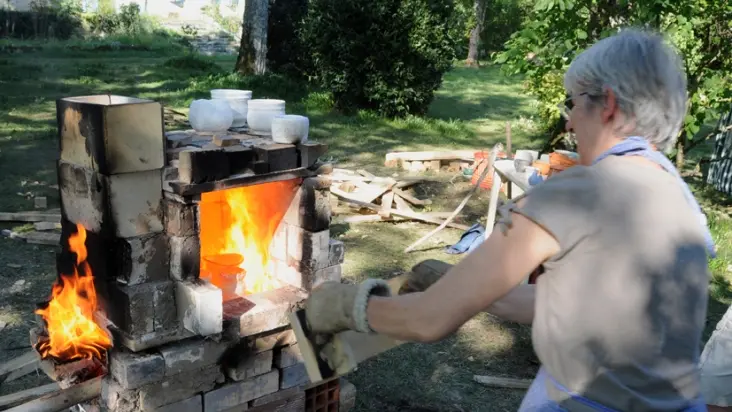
[485,284,535,324]
[366,213,557,342]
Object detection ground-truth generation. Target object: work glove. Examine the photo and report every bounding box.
[304,259,452,335]
[305,279,392,335]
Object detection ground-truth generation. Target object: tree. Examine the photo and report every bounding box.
[465,0,488,66]
[496,0,732,167]
[235,0,269,75]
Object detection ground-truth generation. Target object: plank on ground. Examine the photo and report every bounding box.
[0,383,59,410]
[0,212,61,223]
[0,351,40,384]
[4,375,102,412]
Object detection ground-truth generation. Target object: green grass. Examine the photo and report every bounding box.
[0,40,730,411]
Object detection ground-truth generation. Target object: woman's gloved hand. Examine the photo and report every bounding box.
[304,279,392,335]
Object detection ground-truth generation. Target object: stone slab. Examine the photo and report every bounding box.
[160,337,231,376]
[139,365,223,410]
[109,350,165,390]
[153,395,203,412]
[248,389,305,412]
[113,233,169,285]
[279,363,310,390]
[223,286,306,337]
[226,350,273,382]
[203,369,279,412]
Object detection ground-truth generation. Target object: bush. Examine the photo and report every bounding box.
[0,1,82,40]
[300,0,457,117]
[267,0,310,79]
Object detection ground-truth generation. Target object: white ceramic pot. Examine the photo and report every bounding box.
[210,89,252,128]
[247,99,286,135]
[189,99,233,133]
[271,115,309,144]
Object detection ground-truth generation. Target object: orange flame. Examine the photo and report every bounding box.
[35,223,112,361]
[199,179,300,298]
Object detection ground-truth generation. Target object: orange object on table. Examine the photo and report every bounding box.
[532,161,551,176]
[472,150,507,190]
[548,151,579,176]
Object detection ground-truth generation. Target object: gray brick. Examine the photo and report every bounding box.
[153,395,203,412]
[101,375,140,412]
[160,337,230,376]
[273,345,302,369]
[109,281,177,336]
[203,369,279,412]
[249,387,301,407]
[110,350,165,390]
[104,169,164,238]
[164,199,199,236]
[170,235,200,281]
[279,363,310,390]
[226,350,273,381]
[176,280,223,336]
[113,233,169,285]
[285,226,329,271]
[283,182,331,232]
[223,287,306,337]
[139,365,223,410]
[340,378,357,411]
[248,389,305,411]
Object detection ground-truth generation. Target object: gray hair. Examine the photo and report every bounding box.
[563,28,688,152]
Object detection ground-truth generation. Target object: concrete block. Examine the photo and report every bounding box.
[109,350,165,390]
[282,182,331,232]
[164,199,199,236]
[113,233,169,285]
[224,146,256,174]
[112,327,195,353]
[279,363,310,390]
[253,144,298,172]
[58,160,107,234]
[139,365,223,410]
[275,261,342,291]
[296,142,328,169]
[203,369,279,412]
[223,286,306,337]
[273,345,302,369]
[178,148,230,184]
[160,337,230,376]
[153,395,203,412]
[169,235,200,281]
[176,279,223,336]
[286,226,329,269]
[226,350,273,382]
[57,95,165,175]
[109,281,177,336]
[162,166,179,193]
[105,169,164,238]
[101,375,140,412]
[249,389,305,411]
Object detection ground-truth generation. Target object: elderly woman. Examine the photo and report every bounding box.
[305,29,715,411]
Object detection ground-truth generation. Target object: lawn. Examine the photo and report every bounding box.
[0,39,730,411]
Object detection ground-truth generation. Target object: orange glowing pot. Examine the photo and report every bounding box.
[203,253,244,300]
[472,150,508,190]
[532,161,551,176]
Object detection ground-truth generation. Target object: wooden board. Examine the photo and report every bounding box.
[0,383,59,410]
[4,375,102,412]
[169,167,310,196]
[0,212,61,223]
[385,150,476,162]
[22,232,61,246]
[288,310,403,385]
[0,351,40,384]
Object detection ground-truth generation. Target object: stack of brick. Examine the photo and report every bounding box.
[52,96,355,411]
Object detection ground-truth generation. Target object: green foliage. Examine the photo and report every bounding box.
[201,4,240,34]
[496,0,732,153]
[0,0,83,39]
[162,54,223,74]
[480,0,532,54]
[300,0,458,118]
[84,3,161,36]
[267,0,310,78]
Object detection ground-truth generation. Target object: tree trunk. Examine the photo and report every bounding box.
[235,0,269,75]
[465,0,487,67]
[676,136,686,169]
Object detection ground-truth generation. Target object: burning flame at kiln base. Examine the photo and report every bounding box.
[35,223,112,362]
[200,179,299,299]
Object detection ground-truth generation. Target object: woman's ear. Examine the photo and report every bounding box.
[601,86,618,124]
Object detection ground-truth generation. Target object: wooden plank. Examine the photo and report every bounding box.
[0,351,40,384]
[484,170,503,240]
[351,181,392,204]
[169,168,310,196]
[331,187,469,231]
[392,195,414,212]
[288,309,403,385]
[33,222,62,231]
[0,383,60,410]
[379,191,395,218]
[473,375,532,390]
[21,232,61,246]
[392,188,431,206]
[4,375,103,412]
[0,212,61,223]
[385,150,476,162]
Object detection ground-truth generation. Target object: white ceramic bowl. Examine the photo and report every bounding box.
[210,89,252,128]
[271,115,309,144]
[247,99,286,135]
[189,99,233,133]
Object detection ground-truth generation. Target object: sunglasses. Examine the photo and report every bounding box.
[557,92,589,120]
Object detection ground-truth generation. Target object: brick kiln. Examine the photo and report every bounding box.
[31,95,356,411]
